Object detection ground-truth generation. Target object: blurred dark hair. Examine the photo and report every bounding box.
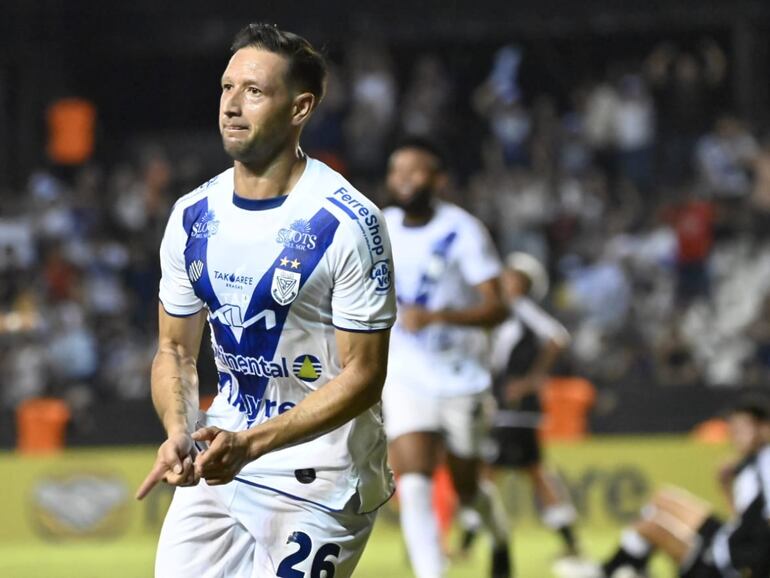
[392,136,449,171]
[231,23,327,103]
[728,395,770,422]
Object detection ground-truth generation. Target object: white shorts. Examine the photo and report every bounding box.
[156,479,376,578]
[381,383,489,459]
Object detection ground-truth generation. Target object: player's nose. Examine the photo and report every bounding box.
[222,91,242,118]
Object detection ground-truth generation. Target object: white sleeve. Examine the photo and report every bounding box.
[457,215,502,286]
[514,297,570,346]
[158,204,204,316]
[330,212,397,332]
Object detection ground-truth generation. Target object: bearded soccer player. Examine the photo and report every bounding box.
[135,23,396,578]
[382,138,512,578]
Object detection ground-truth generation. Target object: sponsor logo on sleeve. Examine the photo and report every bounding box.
[326,187,386,258]
[370,259,392,294]
[190,209,220,239]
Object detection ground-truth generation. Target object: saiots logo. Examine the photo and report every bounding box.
[371,259,392,294]
[276,219,318,251]
[191,209,220,239]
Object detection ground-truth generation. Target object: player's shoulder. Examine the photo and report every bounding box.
[171,168,233,215]
[436,200,490,236]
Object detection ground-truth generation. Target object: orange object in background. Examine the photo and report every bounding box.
[199,394,216,411]
[16,398,70,453]
[692,418,729,444]
[540,376,596,440]
[432,465,457,543]
[46,98,96,165]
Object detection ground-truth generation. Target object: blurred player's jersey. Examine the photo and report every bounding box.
[159,157,396,513]
[384,201,501,397]
[711,444,770,576]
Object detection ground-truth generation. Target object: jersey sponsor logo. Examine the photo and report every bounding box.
[271,267,301,305]
[292,354,322,382]
[276,219,318,251]
[190,209,220,239]
[210,304,277,331]
[188,259,204,282]
[215,346,323,382]
[327,187,386,257]
[371,259,392,294]
[213,270,254,289]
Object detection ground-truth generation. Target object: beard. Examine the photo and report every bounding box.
[392,185,434,215]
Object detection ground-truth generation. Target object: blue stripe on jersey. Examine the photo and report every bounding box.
[327,196,358,220]
[412,231,457,306]
[202,208,340,425]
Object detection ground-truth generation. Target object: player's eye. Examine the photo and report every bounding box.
[221,83,233,92]
[246,86,262,96]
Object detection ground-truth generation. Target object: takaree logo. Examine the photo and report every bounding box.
[213,271,254,286]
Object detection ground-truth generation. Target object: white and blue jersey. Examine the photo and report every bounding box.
[383,201,502,398]
[158,157,396,513]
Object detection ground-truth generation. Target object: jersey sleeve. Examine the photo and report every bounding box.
[759,447,770,519]
[330,209,397,332]
[158,204,204,316]
[457,215,502,286]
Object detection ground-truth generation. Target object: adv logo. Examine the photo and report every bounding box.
[276,219,318,251]
[371,259,392,294]
[271,268,301,306]
[292,354,322,382]
[190,209,219,239]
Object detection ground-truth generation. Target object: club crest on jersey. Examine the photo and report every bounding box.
[371,259,392,294]
[271,267,301,305]
[276,219,318,251]
[190,209,219,239]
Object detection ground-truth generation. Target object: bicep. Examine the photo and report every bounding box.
[157,304,207,361]
[334,328,391,385]
[473,277,505,306]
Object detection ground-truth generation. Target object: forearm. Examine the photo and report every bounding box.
[151,348,200,436]
[433,301,508,328]
[244,366,383,460]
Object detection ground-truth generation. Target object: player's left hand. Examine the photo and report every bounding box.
[192,426,252,485]
[400,306,437,332]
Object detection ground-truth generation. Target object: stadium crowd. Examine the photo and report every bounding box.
[1,38,769,415]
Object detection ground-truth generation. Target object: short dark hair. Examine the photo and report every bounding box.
[728,395,770,422]
[392,136,448,171]
[231,23,327,103]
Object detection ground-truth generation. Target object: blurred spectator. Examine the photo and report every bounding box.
[400,54,452,139]
[614,74,655,193]
[695,115,758,199]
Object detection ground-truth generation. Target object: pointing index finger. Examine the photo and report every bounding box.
[135,461,168,500]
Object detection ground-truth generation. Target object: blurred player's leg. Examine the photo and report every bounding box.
[528,466,580,556]
[390,431,445,578]
[444,394,512,578]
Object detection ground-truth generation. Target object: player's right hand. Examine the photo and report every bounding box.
[135,432,199,500]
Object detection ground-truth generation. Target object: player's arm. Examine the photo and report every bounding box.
[135,305,206,499]
[192,328,390,485]
[401,276,507,331]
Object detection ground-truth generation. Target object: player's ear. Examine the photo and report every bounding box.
[434,171,449,191]
[291,92,316,126]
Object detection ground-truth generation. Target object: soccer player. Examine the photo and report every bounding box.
[135,23,397,578]
[382,138,512,578]
[482,252,581,558]
[555,397,770,578]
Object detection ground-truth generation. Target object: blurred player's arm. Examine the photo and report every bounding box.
[401,277,507,331]
[135,305,206,499]
[192,328,390,485]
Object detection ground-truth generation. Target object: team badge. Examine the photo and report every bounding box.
[271,267,301,306]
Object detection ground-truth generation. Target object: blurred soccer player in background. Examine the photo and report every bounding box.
[135,23,397,578]
[382,138,512,578]
[556,396,770,578]
[461,252,582,562]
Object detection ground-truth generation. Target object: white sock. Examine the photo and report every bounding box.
[541,503,577,530]
[398,473,444,578]
[470,480,511,547]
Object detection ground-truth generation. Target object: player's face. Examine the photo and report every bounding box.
[386,148,440,212]
[219,48,295,164]
[728,413,764,456]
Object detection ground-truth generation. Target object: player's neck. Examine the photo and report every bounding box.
[233,147,307,201]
